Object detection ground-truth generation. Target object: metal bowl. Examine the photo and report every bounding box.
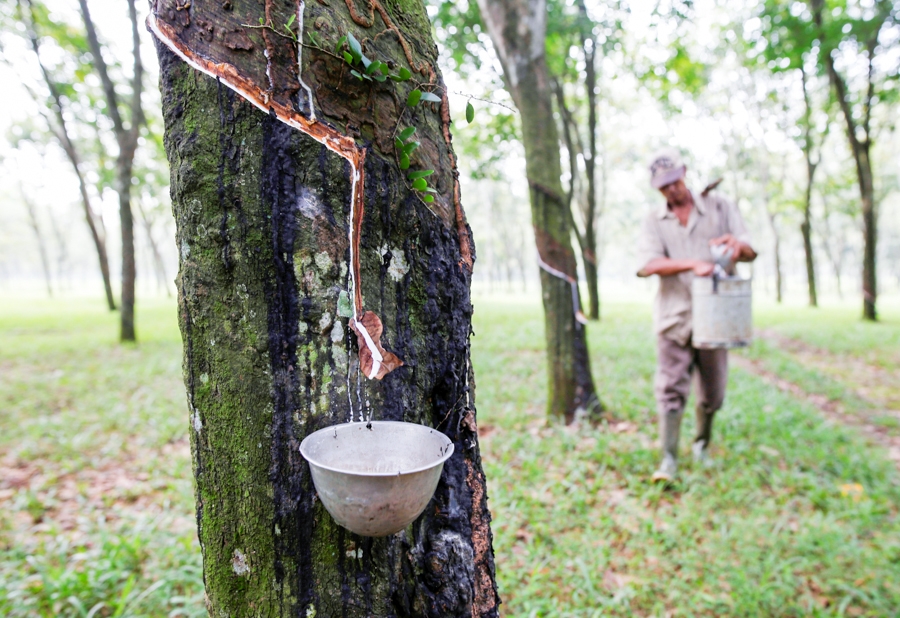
[299,421,454,537]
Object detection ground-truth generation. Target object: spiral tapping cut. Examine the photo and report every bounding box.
[148,0,403,394]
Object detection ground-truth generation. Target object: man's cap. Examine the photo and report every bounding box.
[648,147,686,189]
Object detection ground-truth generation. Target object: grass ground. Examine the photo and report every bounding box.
[0,299,203,617]
[1,295,898,616]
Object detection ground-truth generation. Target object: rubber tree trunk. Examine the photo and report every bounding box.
[477,0,600,424]
[579,0,600,321]
[767,210,783,304]
[848,145,877,320]
[117,157,137,341]
[22,191,53,297]
[584,256,599,321]
[151,0,499,615]
[799,67,818,308]
[800,200,817,308]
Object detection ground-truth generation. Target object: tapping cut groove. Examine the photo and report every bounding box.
[148,2,401,380]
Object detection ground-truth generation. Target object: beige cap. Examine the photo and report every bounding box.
[649,147,686,189]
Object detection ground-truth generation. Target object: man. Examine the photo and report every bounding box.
[636,148,757,482]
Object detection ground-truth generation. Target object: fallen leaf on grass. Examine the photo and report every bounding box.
[1,464,37,490]
[602,569,638,591]
[604,489,628,507]
[611,421,637,434]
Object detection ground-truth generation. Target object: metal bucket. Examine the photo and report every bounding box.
[299,421,454,537]
[691,276,752,349]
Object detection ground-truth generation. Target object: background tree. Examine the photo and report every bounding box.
[796,64,831,307]
[476,0,600,423]
[812,0,897,320]
[76,0,145,340]
[2,0,117,310]
[745,2,834,308]
[816,166,859,298]
[19,183,53,297]
[758,0,899,319]
[150,0,499,614]
[549,0,626,321]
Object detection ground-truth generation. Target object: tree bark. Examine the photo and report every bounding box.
[799,66,818,308]
[816,200,846,299]
[151,0,499,615]
[578,0,600,321]
[477,0,600,423]
[756,152,782,303]
[800,212,816,307]
[767,210,783,303]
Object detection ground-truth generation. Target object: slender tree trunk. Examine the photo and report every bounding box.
[21,0,117,310]
[812,0,877,320]
[757,152,783,302]
[50,214,69,291]
[117,156,137,339]
[816,203,846,300]
[578,0,599,321]
[79,176,118,311]
[78,0,144,340]
[478,0,600,423]
[136,200,171,297]
[772,216,783,303]
[856,149,877,319]
[800,178,818,307]
[21,191,53,297]
[766,209,783,303]
[584,256,599,320]
[152,0,499,615]
[799,66,818,308]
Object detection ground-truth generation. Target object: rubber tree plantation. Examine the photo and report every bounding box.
[149,0,499,615]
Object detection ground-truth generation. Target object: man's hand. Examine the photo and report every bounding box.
[710,234,757,262]
[692,261,715,276]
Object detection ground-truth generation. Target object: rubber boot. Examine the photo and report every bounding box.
[652,409,682,482]
[692,404,715,468]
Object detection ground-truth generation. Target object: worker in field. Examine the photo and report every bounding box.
[636,148,757,482]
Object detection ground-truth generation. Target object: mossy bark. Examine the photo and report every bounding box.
[476,0,600,423]
[153,0,499,615]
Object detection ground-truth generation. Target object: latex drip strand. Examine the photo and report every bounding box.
[536,253,589,325]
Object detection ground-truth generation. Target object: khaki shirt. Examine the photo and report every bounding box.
[636,190,752,346]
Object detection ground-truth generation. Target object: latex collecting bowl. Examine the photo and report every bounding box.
[299,421,454,537]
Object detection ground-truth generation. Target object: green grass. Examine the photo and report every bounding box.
[2,296,900,616]
[747,299,900,425]
[740,338,873,413]
[0,298,203,618]
[474,297,900,616]
[753,301,900,371]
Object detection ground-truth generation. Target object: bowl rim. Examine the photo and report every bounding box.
[299,420,455,477]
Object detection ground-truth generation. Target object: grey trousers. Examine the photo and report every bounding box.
[654,335,728,445]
